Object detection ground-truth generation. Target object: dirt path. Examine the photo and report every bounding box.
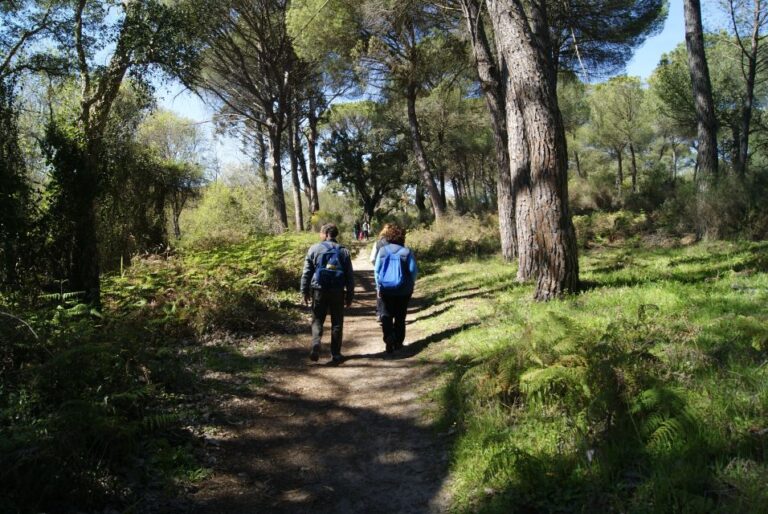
[190,249,453,513]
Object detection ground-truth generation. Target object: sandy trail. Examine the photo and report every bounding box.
[190,249,452,513]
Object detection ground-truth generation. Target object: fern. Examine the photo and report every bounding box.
[141,412,181,434]
[520,365,587,400]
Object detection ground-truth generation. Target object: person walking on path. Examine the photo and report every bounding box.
[362,220,370,240]
[369,224,393,323]
[353,220,361,241]
[300,223,355,364]
[374,224,418,353]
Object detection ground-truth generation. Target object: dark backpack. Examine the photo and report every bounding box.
[314,242,346,289]
[377,244,409,293]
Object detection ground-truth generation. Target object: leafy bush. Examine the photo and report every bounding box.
[407,214,500,261]
[179,181,279,249]
[572,210,651,248]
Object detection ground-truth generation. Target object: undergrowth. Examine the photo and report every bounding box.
[0,232,314,512]
[418,240,768,513]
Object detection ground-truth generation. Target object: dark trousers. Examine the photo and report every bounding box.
[380,294,411,348]
[311,289,345,356]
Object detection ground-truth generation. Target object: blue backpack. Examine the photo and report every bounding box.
[314,242,346,289]
[377,245,409,293]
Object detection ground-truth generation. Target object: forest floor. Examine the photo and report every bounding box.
[187,249,455,513]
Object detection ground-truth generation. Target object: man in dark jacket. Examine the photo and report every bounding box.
[300,223,354,364]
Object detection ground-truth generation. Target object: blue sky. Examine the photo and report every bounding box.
[157,0,692,166]
[625,0,685,78]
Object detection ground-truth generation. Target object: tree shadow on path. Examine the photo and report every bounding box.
[188,254,454,513]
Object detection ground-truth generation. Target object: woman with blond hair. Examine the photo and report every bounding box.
[374,224,418,353]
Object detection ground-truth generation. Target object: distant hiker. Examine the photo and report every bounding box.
[370,224,394,322]
[300,223,355,364]
[374,224,418,353]
[353,220,361,241]
[362,220,370,240]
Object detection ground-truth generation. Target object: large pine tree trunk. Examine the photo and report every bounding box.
[683,0,718,184]
[486,0,579,300]
[460,0,517,261]
[267,125,288,231]
[508,94,538,282]
[405,84,447,220]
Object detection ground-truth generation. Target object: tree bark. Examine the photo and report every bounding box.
[286,109,303,231]
[306,98,321,214]
[267,124,288,231]
[683,0,719,185]
[415,182,427,217]
[616,147,624,201]
[629,142,638,193]
[405,83,447,220]
[256,131,269,185]
[460,0,517,261]
[295,117,312,210]
[726,0,763,177]
[486,0,579,300]
[574,148,584,178]
[72,149,101,305]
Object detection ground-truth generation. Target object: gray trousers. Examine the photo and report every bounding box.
[311,289,345,357]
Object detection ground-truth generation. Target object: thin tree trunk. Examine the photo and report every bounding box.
[574,148,584,178]
[731,0,761,178]
[287,109,303,231]
[629,142,638,193]
[452,176,463,210]
[683,0,719,185]
[616,148,624,201]
[415,182,427,217]
[257,131,269,185]
[487,0,579,300]
[672,144,678,185]
[295,117,312,209]
[267,125,288,231]
[306,99,321,214]
[461,0,518,261]
[405,83,446,220]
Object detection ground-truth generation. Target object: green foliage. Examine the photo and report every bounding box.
[419,241,768,513]
[572,210,651,248]
[179,181,279,249]
[407,214,500,263]
[0,232,312,511]
[0,79,35,290]
[320,100,407,219]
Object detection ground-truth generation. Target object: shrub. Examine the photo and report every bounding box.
[572,210,650,248]
[407,214,500,261]
[179,181,278,249]
[0,232,313,512]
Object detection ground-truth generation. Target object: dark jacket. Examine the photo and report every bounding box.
[300,239,355,301]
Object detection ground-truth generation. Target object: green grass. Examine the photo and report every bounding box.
[417,241,768,513]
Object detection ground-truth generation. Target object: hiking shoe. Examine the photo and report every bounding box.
[309,344,320,362]
[329,354,345,365]
[384,335,395,354]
